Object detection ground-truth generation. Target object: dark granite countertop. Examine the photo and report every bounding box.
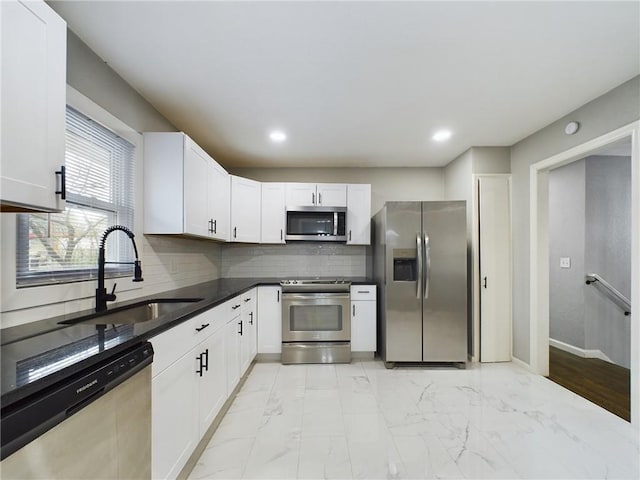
[0,276,374,409]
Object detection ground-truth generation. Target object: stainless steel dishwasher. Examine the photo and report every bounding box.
[1,342,153,479]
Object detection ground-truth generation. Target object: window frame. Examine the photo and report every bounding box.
[15,105,137,287]
[0,86,143,324]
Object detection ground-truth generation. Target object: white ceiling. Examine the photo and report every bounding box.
[49,1,639,168]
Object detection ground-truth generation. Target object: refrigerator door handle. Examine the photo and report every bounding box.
[416,233,423,299]
[424,233,431,299]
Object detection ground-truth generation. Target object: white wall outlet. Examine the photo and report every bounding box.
[560,257,571,269]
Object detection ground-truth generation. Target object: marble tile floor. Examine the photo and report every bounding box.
[188,361,640,479]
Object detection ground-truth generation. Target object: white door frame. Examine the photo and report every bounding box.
[472,174,512,362]
[529,121,640,428]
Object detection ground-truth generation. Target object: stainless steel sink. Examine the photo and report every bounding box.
[59,298,203,325]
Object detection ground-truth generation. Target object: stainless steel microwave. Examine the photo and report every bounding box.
[285,206,347,242]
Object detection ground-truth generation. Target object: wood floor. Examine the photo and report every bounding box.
[548,346,630,421]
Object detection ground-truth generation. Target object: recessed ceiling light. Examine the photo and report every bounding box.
[432,129,452,142]
[269,130,287,143]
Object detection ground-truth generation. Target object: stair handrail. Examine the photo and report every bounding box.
[585,273,631,316]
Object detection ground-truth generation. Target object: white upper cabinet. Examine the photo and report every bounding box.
[208,160,230,241]
[261,183,286,244]
[285,183,317,207]
[285,183,347,207]
[143,132,230,240]
[346,184,371,245]
[1,0,66,212]
[230,175,261,243]
[183,140,211,237]
[316,183,347,207]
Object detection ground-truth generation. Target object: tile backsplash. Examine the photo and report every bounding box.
[221,243,368,278]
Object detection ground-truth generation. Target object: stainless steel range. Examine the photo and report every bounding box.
[280,279,351,364]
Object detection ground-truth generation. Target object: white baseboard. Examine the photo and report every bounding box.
[549,338,614,364]
[510,355,533,372]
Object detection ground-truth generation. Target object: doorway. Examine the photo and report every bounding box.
[546,144,631,420]
[529,122,639,428]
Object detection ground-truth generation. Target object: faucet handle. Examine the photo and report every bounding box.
[106,283,117,302]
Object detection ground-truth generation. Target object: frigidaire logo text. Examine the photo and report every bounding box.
[76,379,98,394]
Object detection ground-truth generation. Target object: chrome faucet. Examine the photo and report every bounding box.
[96,225,143,312]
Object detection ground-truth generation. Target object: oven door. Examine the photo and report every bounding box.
[282,292,350,342]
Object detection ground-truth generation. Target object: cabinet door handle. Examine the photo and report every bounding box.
[55,165,66,200]
[213,219,217,234]
[233,227,237,238]
[207,219,213,233]
[349,230,352,242]
[249,312,253,325]
[280,229,283,241]
[277,290,280,302]
[483,276,488,289]
[353,305,355,316]
[312,192,315,205]
[196,353,204,377]
[203,348,209,372]
[195,323,210,332]
[318,192,322,205]
[238,320,243,336]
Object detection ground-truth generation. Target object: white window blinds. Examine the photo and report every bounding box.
[16,106,136,287]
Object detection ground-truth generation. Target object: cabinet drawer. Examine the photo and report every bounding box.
[151,304,227,376]
[350,285,376,301]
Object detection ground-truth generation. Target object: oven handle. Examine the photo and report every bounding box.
[281,292,350,300]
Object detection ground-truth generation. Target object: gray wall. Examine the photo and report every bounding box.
[549,160,587,349]
[67,31,175,133]
[510,75,640,363]
[585,155,632,367]
[472,147,511,174]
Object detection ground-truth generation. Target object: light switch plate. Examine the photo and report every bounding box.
[560,257,571,269]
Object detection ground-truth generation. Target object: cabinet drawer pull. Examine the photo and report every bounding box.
[232,304,241,310]
[244,298,251,303]
[195,323,210,332]
[357,290,370,294]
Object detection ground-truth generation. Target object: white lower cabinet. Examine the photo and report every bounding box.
[152,350,198,480]
[257,286,282,354]
[225,299,242,394]
[151,304,229,479]
[196,327,226,439]
[350,285,377,352]
[240,289,257,373]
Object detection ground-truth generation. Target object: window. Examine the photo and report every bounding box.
[16,106,135,287]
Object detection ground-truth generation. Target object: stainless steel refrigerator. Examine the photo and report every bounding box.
[373,201,468,366]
